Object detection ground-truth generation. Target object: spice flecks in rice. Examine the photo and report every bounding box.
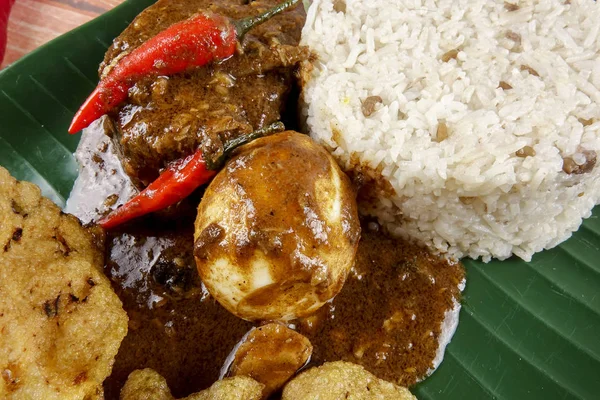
[301,0,600,261]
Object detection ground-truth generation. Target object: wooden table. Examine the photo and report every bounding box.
[1,0,125,68]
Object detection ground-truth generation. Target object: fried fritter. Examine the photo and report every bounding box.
[189,376,263,400]
[0,167,128,399]
[119,369,172,400]
[281,362,417,400]
[120,369,264,400]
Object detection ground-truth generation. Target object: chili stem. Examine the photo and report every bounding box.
[207,121,285,170]
[233,0,300,38]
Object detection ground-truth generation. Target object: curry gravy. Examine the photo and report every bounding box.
[296,222,465,387]
[102,219,254,399]
[101,217,463,398]
[70,124,464,398]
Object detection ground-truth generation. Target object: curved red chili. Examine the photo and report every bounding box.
[98,122,285,229]
[69,0,299,134]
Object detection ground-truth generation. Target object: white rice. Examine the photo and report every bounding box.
[301,0,600,261]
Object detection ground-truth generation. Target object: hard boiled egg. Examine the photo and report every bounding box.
[194,131,360,321]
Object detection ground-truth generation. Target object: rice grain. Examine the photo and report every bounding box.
[301,0,600,261]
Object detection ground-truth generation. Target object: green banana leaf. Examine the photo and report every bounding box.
[0,1,599,399]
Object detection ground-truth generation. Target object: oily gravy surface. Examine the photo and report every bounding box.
[102,218,463,398]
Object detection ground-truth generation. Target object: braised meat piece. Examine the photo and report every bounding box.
[101,0,309,187]
[226,323,313,398]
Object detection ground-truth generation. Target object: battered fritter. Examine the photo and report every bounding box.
[0,167,128,399]
[120,369,263,400]
[282,362,416,400]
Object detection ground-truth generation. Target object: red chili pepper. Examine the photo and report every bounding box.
[68,0,299,134]
[98,122,285,229]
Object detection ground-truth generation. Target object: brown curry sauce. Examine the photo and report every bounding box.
[102,216,464,398]
[70,117,465,399]
[297,222,464,386]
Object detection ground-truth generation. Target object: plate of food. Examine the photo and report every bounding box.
[0,0,599,399]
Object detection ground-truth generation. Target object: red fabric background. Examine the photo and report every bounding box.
[0,0,15,64]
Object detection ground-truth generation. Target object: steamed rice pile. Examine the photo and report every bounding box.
[301,0,600,261]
